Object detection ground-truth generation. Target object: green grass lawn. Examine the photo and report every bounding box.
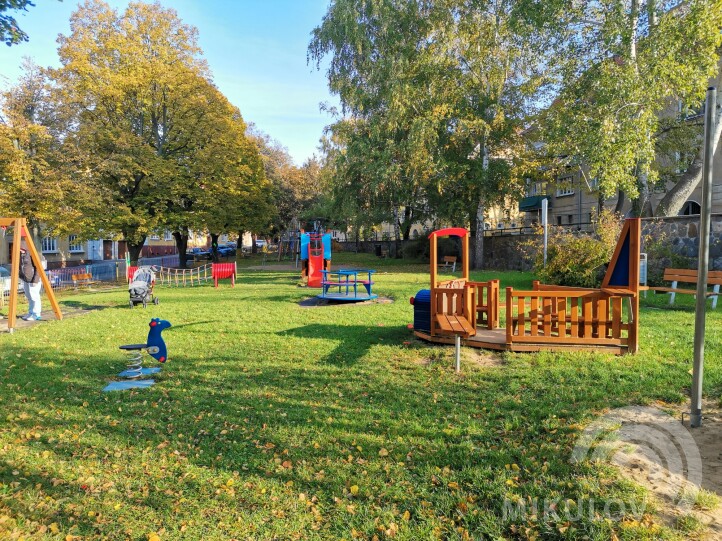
[1,254,720,540]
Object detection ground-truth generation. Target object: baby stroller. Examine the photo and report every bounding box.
[128,266,159,308]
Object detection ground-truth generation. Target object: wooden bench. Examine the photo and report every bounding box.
[434,313,474,336]
[648,268,722,308]
[439,256,457,273]
[71,272,98,289]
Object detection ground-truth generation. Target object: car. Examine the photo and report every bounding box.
[217,245,236,257]
[185,247,212,261]
[255,239,268,248]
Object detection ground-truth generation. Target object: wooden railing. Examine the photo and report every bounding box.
[505,286,630,349]
[430,286,474,336]
[468,280,500,330]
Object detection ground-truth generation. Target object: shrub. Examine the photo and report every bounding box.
[532,210,623,288]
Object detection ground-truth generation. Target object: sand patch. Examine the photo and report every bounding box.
[608,400,722,538]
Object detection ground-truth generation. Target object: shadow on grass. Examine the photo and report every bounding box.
[279,323,407,366]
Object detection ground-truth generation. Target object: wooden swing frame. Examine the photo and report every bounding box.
[1,218,63,332]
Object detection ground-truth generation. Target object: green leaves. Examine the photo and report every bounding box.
[541,0,722,209]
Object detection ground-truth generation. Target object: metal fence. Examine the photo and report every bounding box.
[138,255,180,267]
[1,260,129,296]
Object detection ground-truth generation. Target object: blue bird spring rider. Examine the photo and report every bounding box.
[103,318,171,391]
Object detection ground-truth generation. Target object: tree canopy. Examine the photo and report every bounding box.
[0,0,270,264]
[0,0,35,46]
[311,0,722,247]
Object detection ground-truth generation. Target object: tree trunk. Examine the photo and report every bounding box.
[656,106,722,216]
[631,170,654,217]
[126,238,146,266]
[238,231,247,254]
[473,200,485,270]
[392,206,402,258]
[251,234,258,254]
[473,138,489,270]
[210,232,220,262]
[173,231,189,269]
[401,206,413,240]
[614,189,625,214]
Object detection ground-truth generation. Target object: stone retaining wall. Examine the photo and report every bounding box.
[335,215,722,274]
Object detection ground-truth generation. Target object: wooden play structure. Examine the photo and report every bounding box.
[410,219,641,359]
[1,218,63,332]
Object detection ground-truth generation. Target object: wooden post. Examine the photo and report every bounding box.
[430,234,438,289]
[462,232,469,281]
[21,220,62,322]
[505,287,513,344]
[2,218,62,331]
[429,233,438,336]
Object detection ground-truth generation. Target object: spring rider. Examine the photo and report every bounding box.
[102,318,172,391]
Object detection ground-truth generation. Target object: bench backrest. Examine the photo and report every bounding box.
[663,268,722,285]
[71,273,92,281]
[442,256,457,264]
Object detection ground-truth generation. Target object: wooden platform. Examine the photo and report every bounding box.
[413,328,625,354]
[414,328,507,350]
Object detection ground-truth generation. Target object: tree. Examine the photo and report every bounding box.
[542,0,722,217]
[1,0,35,45]
[656,67,722,216]
[311,0,554,266]
[198,111,268,263]
[0,60,92,243]
[51,0,221,263]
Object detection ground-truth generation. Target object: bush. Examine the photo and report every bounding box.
[531,210,622,288]
[402,238,428,260]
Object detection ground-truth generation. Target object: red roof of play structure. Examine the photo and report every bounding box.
[428,227,468,239]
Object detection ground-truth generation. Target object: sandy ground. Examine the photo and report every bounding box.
[611,400,722,537]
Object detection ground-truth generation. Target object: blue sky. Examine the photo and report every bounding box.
[0,0,338,165]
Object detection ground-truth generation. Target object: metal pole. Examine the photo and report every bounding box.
[455,335,461,373]
[691,86,717,428]
[542,197,548,267]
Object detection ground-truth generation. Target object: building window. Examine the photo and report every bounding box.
[164,231,173,241]
[556,176,575,197]
[568,215,574,225]
[68,235,84,253]
[150,234,160,241]
[42,237,58,253]
[680,201,701,216]
[556,216,562,226]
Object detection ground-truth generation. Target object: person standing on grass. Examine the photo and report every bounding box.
[19,240,41,321]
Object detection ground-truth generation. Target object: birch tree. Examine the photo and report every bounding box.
[543,0,722,216]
